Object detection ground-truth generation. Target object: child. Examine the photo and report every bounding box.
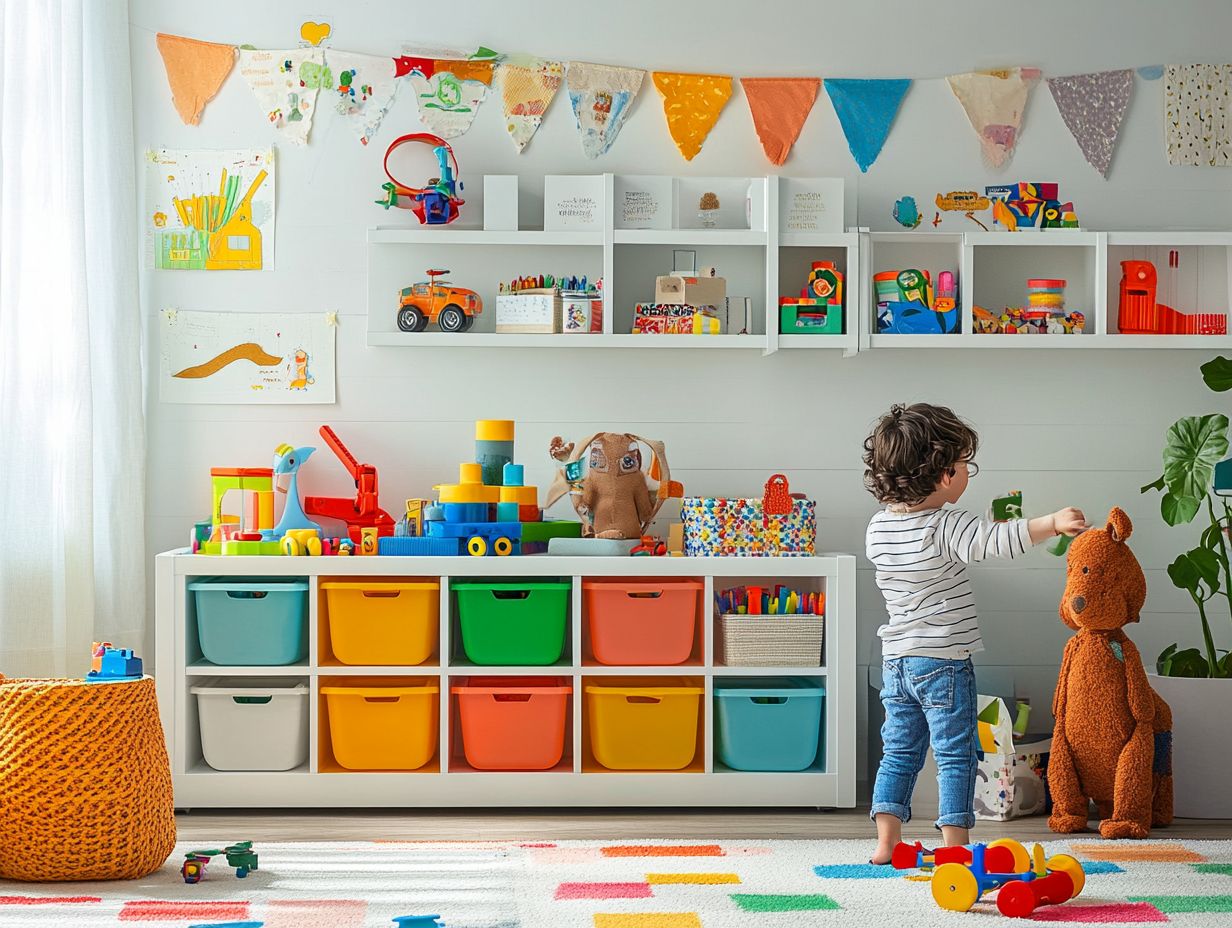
[863,403,1086,864]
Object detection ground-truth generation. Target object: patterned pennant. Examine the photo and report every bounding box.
[404,58,495,139]
[823,79,911,172]
[947,68,1041,167]
[321,50,401,146]
[740,78,820,166]
[567,62,645,159]
[652,72,733,161]
[1047,70,1134,177]
[156,33,236,126]
[238,48,327,145]
[496,56,564,152]
[1165,64,1231,167]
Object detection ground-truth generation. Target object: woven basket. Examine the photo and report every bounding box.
[715,614,825,666]
[0,674,176,881]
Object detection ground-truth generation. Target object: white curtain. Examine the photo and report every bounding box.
[0,0,145,676]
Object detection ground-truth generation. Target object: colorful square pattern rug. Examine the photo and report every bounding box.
[1,839,1230,926]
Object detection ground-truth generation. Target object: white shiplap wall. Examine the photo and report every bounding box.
[131,0,1232,793]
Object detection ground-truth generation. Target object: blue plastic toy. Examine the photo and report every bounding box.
[267,443,321,537]
[86,642,143,682]
[392,917,444,928]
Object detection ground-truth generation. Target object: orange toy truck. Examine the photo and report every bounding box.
[397,269,483,333]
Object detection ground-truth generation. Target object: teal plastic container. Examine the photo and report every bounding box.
[453,580,570,665]
[715,678,824,771]
[189,578,309,666]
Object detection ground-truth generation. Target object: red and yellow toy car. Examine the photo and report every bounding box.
[397,269,482,333]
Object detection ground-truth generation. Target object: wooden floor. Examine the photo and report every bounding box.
[176,808,1232,842]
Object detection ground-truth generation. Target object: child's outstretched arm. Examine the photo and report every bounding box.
[937,507,1087,564]
[1027,508,1089,544]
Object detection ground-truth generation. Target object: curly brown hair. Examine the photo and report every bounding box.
[863,403,979,505]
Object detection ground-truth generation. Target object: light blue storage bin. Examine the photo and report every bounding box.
[189,578,309,666]
[714,678,824,771]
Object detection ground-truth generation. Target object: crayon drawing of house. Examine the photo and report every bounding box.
[155,168,268,271]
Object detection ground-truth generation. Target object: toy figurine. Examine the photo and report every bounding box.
[181,841,258,883]
[85,642,142,682]
[267,443,321,538]
[375,133,464,224]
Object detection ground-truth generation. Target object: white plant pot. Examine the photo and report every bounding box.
[1148,673,1232,819]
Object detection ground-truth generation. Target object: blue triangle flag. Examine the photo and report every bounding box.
[823,78,911,172]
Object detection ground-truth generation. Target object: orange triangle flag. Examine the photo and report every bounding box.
[156,33,237,126]
[652,72,733,161]
[741,77,821,166]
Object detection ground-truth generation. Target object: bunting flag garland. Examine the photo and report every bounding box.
[155,33,236,126]
[947,68,1041,167]
[496,56,565,152]
[320,50,401,146]
[567,62,645,159]
[1165,64,1231,166]
[402,52,496,139]
[740,77,820,166]
[651,72,733,161]
[823,78,911,172]
[238,48,327,145]
[1047,70,1133,177]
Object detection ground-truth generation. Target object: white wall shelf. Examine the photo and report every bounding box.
[156,551,857,809]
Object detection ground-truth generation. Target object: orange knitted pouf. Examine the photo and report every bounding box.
[0,674,176,881]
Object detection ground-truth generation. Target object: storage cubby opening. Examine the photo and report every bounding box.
[446,674,574,773]
[318,576,442,668]
[868,237,964,337]
[580,576,705,668]
[1106,243,1230,335]
[712,576,826,669]
[189,675,311,775]
[713,675,826,774]
[580,674,705,774]
[186,575,310,670]
[317,674,441,774]
[448,577,573,669]
[971,244,1097,334]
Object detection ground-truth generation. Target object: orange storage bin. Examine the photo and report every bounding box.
[321,682,438,770]
[583,580,702,665]
[321,581,439,666]
[451,676,572,770]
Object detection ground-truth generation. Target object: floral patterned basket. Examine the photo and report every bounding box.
[681,475,816,557]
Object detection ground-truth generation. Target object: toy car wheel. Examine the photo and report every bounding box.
[306,536,323,556]
[398,307,427,332]
[995,879,1036,918]
[989,838,1032,874]
[467,536,488,557]
[493,536,513,556]
[438,305,466,332]
[281,536,301,556]
[235,866,249,878]
[1046,854,1085,897]
[460,314,475,331]
[931,862,980,913]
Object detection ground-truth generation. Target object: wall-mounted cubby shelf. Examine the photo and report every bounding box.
[156,551,857,809]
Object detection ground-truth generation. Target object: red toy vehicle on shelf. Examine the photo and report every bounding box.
[397,269,483,333]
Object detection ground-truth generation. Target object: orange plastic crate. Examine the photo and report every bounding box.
[451,677,571,770]
[583,580,702,665]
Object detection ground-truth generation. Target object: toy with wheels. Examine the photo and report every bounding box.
[921,841,1083,917]
[397,269,482,333]
[280,528,323,556]
[892,837,1028,874]
[375,133,464,224]
[181,841,259,884]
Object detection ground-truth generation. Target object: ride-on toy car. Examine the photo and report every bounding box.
[397,269,483,333]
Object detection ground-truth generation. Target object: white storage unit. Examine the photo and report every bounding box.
[155,551,857,809]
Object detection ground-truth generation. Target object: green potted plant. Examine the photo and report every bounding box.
[1141,355,1232,817]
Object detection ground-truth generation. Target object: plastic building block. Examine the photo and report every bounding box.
[392,917,445,928]
[436,463,500,504]
[779,261,845,335]
[378,536,463,556]
[426,520,523,540]
[85,642,143,682]
[547,537,639,556]
[496,501,519,522]
[476,420,515,485]
[498,485,538,506]
[442,502,491,523]
[303,426,396,543]
[502,462,525,486]
[518,504,542,522]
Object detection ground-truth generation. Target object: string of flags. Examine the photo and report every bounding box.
[154,32,1232,174]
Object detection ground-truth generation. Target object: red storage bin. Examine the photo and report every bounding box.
[451,676,572,770]
[583,580,702,665]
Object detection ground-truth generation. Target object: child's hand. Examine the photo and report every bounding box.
[1052,508,1090,537]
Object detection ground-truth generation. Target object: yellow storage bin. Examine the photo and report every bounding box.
[321,581,439,666]
[585,679,704,770]
[321,683,439,770]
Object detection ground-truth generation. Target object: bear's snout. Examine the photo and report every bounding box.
[1071,595,1087,614]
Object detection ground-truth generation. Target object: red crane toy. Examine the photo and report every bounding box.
[303,426,396,544]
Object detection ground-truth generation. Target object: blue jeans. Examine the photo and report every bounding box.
[871,656,978,830]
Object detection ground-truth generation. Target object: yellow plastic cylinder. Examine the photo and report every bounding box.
[475,420,515,442]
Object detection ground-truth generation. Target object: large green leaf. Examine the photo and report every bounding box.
[1168,553,1201,593]
[1162,492,1201,526]
[1157,643,1179,675]
[1166,647,1211,677]
[1201,356,1232,393]
[1163,414,1229,501]
[1188,545,1223,593]
[1141,475,1167,494]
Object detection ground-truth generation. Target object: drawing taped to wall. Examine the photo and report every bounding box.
[145,148,275,271]
[159,310,336,404]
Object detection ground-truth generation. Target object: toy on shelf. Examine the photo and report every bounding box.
[894,839,1085,918]
[303,426,396,544]
[85,642,143,682]
[1118,258,1227,335]
[270,443,321,538]
[716,585,824,615]
[630,535,667,556]
[989,490,1023,522]
[545,432,683,542]
[633,302,721,334]
[636,251,727,335]
[875,268,959,335]
[496,275,601,335]
[193,466,282,556]
[397,268,483,333]
[682,474,817,557]
[375,133,464,224]
[181,841,259,884]
[779,261,844,334]
[973,277,1086,335]
[986,182,1079,231]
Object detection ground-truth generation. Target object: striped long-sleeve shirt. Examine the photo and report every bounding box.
[866,507,1032,660]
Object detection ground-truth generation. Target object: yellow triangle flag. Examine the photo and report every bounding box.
[156,33,237,126]
[652,72,733,161]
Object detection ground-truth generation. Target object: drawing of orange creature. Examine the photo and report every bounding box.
[289,349,314,390]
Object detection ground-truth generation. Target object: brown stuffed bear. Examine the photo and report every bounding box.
[1048,507,1173,839]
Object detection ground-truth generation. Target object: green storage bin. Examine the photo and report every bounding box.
[454,580,570,665]
[779,302,843,335]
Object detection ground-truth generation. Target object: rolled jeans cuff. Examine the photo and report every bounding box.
[870,801,911,824]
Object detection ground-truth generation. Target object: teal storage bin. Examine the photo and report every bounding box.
[189,578,309,666]
[453,580,570,665]
[715,678,824,771]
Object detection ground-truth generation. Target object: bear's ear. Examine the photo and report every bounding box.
[1106,507,1133,543]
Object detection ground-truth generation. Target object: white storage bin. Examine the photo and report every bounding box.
[191,678,309,771]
